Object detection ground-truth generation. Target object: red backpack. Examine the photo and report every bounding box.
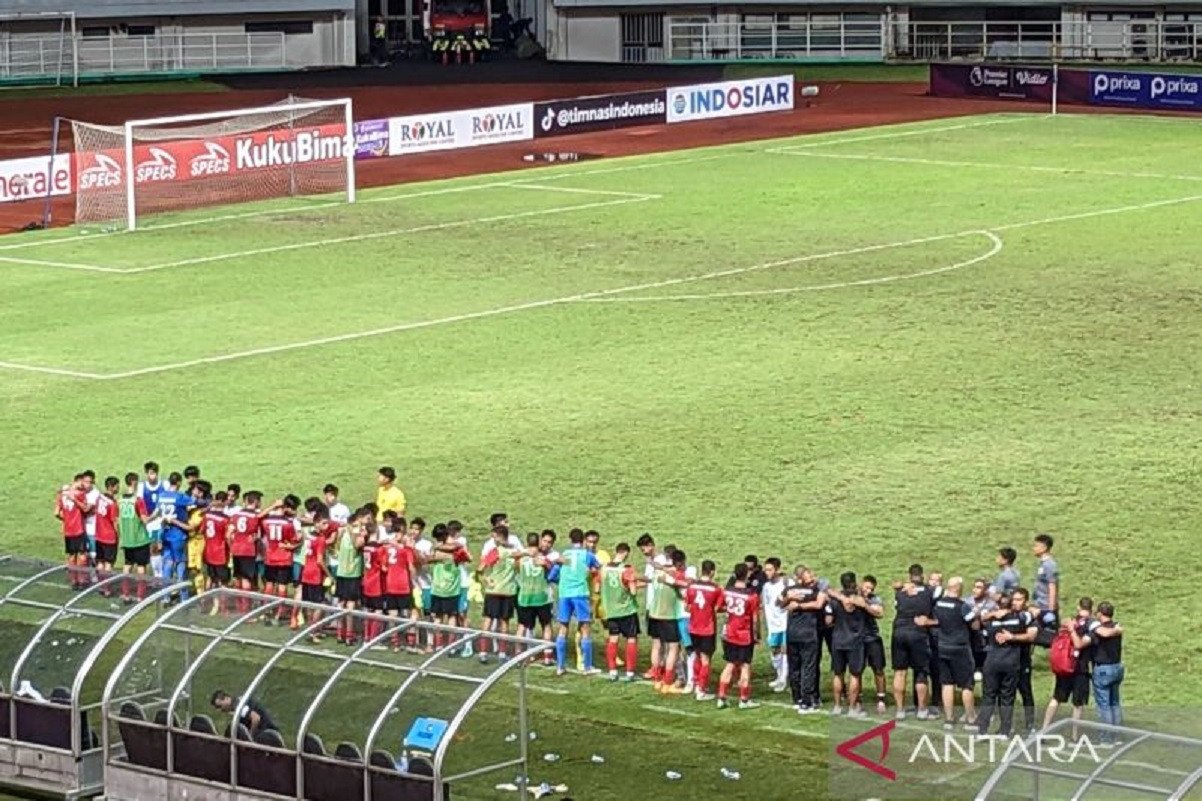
[1049,629,1078,677]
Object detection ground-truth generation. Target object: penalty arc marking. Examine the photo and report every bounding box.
[579,231,1004,303]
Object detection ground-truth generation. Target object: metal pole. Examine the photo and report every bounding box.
[344,99,356,204]
[1052,62,1059,116]
[42,116,61,229]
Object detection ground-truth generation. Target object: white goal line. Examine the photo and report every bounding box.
[2,189,1199,382]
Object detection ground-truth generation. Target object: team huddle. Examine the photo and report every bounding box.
[53,463,1125,728]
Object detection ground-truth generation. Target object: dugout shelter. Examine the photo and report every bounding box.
[0,556,183,800]
[976,716,1202,801]
[101,587,548,801]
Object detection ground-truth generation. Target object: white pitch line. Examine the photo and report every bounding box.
[582,231,1002,303]
[120,194,655,274]
[641,704,701,718]
[526,684,570,696]
[0,255,120,272]
[763,114,1035,152]
[773,150,1202,184]
[757,725,828,739]
[0,360,106,379]
[501,182,661,199]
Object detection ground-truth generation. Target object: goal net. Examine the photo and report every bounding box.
[70,97,355,231]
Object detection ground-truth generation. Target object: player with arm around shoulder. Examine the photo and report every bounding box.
[716,563,762,710]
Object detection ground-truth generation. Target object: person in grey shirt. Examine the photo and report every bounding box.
[992,547,1020,599]
[1031,534,1060,628]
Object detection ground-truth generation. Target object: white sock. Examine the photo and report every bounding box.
[686,654,696,686]
[777,653,789,683]
[150,554,163,578]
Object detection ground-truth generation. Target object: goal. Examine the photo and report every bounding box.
[69,97,356,231]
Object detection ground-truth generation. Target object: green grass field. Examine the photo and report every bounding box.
[2,111,1202,800]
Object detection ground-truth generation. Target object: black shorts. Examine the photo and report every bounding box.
[205,564,231,585]
[334,577,362,604]
[691,634,716,657]
[606,614,640,639]
[64,535,88,556]
[382,593,413,613]
[832,644,865,676]
[1053,673,1091,706]
[722,641,754,665]
[430,595,459,618]
[301,583,327,604]
[123,544,151,567]
[939,648,976,690]
[484,595,516,622]
[649,618,680,644]
[95,542,119,564]
[233,556,258,581]
[864,638,886,672]
[517,603,553,630]
[363,594,384,612]
[891,632,931,673]
[263,565,293,586]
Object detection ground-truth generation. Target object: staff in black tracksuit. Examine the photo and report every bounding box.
[782,567,827,714]
[892,565,937,719]
[977,589,1038,736]
[930,577,979,729]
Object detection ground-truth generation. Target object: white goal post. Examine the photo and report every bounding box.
[70,97,356,231]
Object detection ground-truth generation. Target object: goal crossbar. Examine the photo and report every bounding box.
[106,97,356,231]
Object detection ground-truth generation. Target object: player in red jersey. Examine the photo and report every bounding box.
[295,508,334,639]
[684,560,724,702]
[380,530,418,652]
[228,491,266,611]
[93,476,121,590]
[717,563,763,710]
[56,473,90,588]
[261,496,301,624]
[359,520,385,646]
[200,494,232,613]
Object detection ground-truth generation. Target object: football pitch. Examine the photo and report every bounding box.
[1,110,1201,799]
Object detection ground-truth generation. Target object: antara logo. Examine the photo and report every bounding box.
[79,153,122,190]
[135,147,178,183]
[836,719,897,780]
[190,142,231,177]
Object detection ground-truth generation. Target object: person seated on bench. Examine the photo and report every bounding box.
[211,690,279,739]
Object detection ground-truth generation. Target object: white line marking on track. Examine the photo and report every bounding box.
[580,231,1003,303]
[4,172,1200,381]
[641,704,701,718]
[757,725,827,739]
[771,150,1202,183]
[0,255,120,272]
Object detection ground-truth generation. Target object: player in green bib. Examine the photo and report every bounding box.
[332,511,366,645]
[600,543,642,681]
[428,524,471,642]
[118,472,157,603]
[552,529,601,675]
[516,532,555,666]
[479,526,521,663]
[648,549,688,694]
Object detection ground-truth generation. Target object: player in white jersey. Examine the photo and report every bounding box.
[760,558,791,691]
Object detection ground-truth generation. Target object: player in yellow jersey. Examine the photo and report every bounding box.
[578,529,611,671]
[184,484,216,599]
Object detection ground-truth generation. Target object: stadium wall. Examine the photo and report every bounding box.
[0,1,355,73]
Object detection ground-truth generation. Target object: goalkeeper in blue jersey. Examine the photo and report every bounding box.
[157,472,195,599]
[550,529,601,676]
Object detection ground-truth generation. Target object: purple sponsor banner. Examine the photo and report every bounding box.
[354,118,389,160]
[930,63,1055,101]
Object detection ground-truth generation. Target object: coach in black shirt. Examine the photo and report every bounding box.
[891,565,936,720]
[977,595,1037,736]
[931,577,979,729]
[782,567,827,714]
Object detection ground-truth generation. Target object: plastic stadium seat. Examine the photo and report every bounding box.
[334,741,363,763]
[119,702,145,721]
[235,723,253,741]
[407,755,435,777]
[370,749,396,770]
[13,696,71,748]
[154,709,181,728]
[188,714,217,734]
[302,732,326,755]
[238,728,296,796]
[174,715,228,782]
[49,687,71,704]
[370,748,437,801]
[254,729,286,748]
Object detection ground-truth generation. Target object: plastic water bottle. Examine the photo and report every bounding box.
[721,767,741,780]
[543,753,560,762]
[665,771,682,780]
[590,754,606,764]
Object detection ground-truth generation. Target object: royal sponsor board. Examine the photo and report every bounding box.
[387,104,533,156]
[929,63,1056,101]
[666,76,794,123]
[1090,69,1202,110]
[354,119,390,159]
[0,153,72,204]
[533,90,667,137]
[73,123,351,191]
[387,111,460,156]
